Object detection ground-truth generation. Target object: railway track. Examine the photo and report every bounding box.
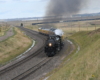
[12,58,51,80]
[0,26,50,80]
[0,26,74,80]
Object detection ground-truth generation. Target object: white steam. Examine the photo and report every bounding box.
[54,29,64,36]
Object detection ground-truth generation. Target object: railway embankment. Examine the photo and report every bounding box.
[0,27,33,66]
[46,28,100,80]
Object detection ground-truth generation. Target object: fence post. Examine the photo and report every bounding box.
[79,22,80,31]
[87,23,88,31]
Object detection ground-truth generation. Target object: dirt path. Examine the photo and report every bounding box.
[0,27,14,42]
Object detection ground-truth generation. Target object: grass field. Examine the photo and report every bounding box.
[46,28,100,80]
[0,22,10,36]
[0,27,32,65]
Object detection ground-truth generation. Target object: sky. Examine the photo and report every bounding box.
[80,0,100,14]
[0,0,100,19]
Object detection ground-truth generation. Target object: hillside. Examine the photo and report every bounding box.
[47,28,100,80]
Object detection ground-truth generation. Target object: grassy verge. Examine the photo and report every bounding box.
[0,26,10,36]
[47,28,100,80]
[0,27,32,65]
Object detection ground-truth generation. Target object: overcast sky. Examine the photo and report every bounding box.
[0,0,100,19]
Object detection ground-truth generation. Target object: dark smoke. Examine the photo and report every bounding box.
[45,0,87,17]
[42,0,88,28]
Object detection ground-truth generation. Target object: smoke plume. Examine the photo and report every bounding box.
[45,0,87,17]
[55,29,64,36]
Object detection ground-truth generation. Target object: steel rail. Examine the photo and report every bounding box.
[12,58,51,80]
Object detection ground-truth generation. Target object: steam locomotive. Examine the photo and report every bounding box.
[38,27,64,57]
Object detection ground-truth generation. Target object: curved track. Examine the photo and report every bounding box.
[0,26,74,80]
[12,58,51,80]
[0,26,48,80]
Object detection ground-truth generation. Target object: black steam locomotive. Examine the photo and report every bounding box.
[45,35,63,57]
[38,28,64,57]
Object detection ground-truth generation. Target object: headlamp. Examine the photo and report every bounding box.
[49,43,52,47]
